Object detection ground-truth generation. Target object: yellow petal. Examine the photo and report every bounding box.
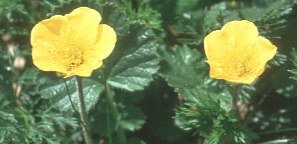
[209,65,224,78]
[246,36,277,77]
[65,7,102,44]
[84,24,117,69]
[225,74,260,84]
[252,36,277,64]
[31,15,68,73]
[64,61,103,78]
[222,20,258,48]
[204,20,277,84]
[31,7,116,77]
[204,30,227,65]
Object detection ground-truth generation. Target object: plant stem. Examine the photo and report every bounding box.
[227,85,240,118]
[76,76,93,144]
[105,82,127,144]
[105,83,113,144]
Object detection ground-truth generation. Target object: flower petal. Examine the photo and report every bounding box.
[65,7,102,44]
[252,36,277,64]
[204,20,277,84]
[64,61,103,78]
[204,30,227,66]
[31,15,68,73]
[246,36,277,76]
[31,7,116,78]
[84,24,117,69]
[222,20,258,48]
[225,74,260,84]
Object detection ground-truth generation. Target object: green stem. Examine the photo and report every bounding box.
[105,84,113,144]
[227,85,240,118]
[76,77,93,144]
[105,82,127,144]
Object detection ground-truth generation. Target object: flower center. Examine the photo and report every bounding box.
[65,47,84,71]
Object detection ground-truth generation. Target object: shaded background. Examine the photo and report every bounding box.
[1,0,297,143]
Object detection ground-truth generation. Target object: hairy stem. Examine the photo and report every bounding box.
[101,68,127,144]
[76,76,93,144]
[105,82,127,144]
[227,85,240,118]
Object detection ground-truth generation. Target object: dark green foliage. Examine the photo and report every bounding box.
[159,45,257,143]
[290,49,297,81]
[159,45,206,93]
[105,23,159,92]
[40,77,104,112]
[0,109,78,143]
[175,87,257,144]
[1,0,297,144]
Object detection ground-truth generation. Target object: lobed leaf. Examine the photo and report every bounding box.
[106,23,159,92]
[41,77,104,112]
[159,45,206,96]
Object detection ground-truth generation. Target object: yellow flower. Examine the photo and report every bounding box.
[204,20,277,84]
[31,7,116,77]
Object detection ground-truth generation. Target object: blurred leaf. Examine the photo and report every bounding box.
[141,80,187,142]
[290,48,297,76]
[123,0,162,30]
[93,102,117,136]
[204,130,220,144]
[201,0,297,39]
[242,0,296,21]
[259,138,293,144]
[273,65,297,97]
[267,53,287,68]
[101,2,129,37]
[41,77,104,112]
[0,111,21,143]
[203,2,238,34]
[120,105,146,131]
[128,137,146,144]
[0,111,17,124]
[242,0,297,38]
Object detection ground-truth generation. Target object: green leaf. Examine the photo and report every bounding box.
[159,46,257,143]
[0,111,17,124]
[0,111,19,143]
[41,77,104,112]
[175,86,257,143]
[204,130,220,144]
[159,45,207,96]
[92,102,117,136]
[201,0,296,39]
[241,0,297,38]
[203,2,238,33]
[290,48,297,82]
[267,53,287,68]
[101,2,129,37]
[273,65,297,97]
[128,137,146,144]
[259,138,295,144]
[120,105,146,131]
[105,23,159,92]
[241,0,297,21]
